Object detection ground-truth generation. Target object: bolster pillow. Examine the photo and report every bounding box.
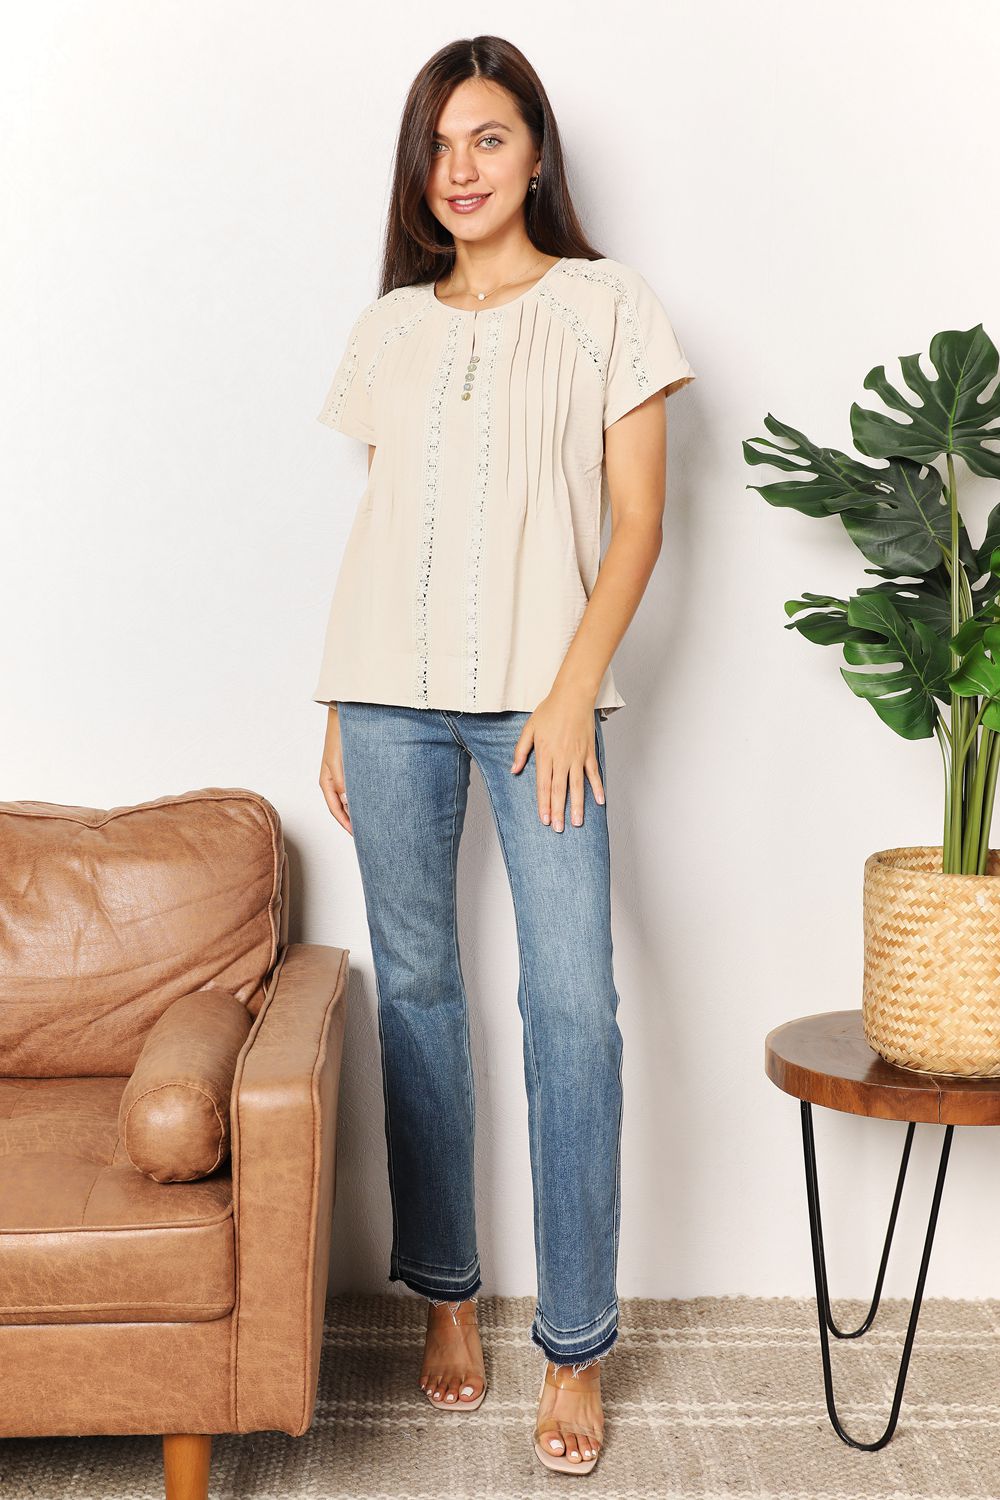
[118,989,253,1182]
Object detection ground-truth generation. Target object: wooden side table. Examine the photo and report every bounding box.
[765,1009,1000,1451]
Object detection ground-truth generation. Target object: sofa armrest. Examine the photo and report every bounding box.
[230,941,349,1435]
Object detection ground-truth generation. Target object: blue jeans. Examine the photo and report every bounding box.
[335,701,624,1367]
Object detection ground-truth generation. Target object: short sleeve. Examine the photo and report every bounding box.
[603,266,696,430]
[316,300,379,444]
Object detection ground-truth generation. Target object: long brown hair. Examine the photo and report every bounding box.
[378,35,605,297]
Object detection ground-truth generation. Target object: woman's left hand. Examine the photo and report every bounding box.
[511,689,606,830]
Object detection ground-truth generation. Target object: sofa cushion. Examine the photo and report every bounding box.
[119,989,252,1182]
[0,788,286,1077]
[0,1077,234,1325]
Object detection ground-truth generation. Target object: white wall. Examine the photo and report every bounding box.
[4,0,999,1305]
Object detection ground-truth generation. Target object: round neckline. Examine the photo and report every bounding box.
[426,256,568,316]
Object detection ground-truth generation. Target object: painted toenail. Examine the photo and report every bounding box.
[446,1393,455,1401]
[461,1385,474,1395]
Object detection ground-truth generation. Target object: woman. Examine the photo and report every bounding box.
[314,34,696,1474]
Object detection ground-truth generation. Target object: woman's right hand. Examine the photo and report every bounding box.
[319,705,353,835]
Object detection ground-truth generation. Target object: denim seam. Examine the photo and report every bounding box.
[533,1316,619,1365]
[535,1296,619,1339]
[397,1269,482,1298]
[612,990,624,1284]
[450,740,477,1221]
[373,958,401,1273]
[346,740,403,1282]
[476,770,547,1326]
[590,720,620,1296]
[440,709,470,753]
[395,1253,480,1275]
[597,723,623,1291]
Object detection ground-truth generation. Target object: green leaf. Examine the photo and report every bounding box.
[745,417,968,573]
[851,325,1000,477]
[860,563,953,632]
[948,624,1000,732]
[951,616,992,656]
[839,593,950,739]
[974,503,1000,577]
[978,573,1000,617]
[744,416,883,519]
[784,594,882,647]
[839,457,954,573]
[857,567,1000,703]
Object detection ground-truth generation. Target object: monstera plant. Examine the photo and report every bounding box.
[744,326,1000,1077]
[744,324,1000,876]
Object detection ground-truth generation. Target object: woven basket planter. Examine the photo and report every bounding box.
[862,845,1000,1077]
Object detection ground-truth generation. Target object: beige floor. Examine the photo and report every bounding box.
[2,1293,999,1497]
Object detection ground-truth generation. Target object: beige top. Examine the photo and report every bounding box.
[312,255,696,719]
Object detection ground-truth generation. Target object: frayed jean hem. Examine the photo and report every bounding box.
[530,1310,619,1370]
[389,1263,483,1302]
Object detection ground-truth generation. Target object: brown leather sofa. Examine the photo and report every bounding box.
[0,788,349,1499]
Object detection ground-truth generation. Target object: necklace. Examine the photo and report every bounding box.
[441,255,550,304]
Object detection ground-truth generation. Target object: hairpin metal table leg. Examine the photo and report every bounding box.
[799,1099,954,1450]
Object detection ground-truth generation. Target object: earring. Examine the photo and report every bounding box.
[528,174,539,193]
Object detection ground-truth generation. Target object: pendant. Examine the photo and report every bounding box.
[477,291,487,300]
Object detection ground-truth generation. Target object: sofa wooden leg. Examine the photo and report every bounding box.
[163,1433,212,1499]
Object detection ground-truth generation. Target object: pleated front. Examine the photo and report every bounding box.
[313,255,699,717]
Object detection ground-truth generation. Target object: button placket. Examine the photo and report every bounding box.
[461,349,481,401]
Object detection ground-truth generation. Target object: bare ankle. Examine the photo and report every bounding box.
[427,1295,479,1324]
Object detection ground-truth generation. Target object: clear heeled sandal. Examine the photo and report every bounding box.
[421,1296,488,1412]
[532,1355,605,1474]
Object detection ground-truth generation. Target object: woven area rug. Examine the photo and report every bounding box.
[3,1293,1000,1498]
